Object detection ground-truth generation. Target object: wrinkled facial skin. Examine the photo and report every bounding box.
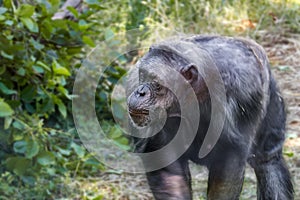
[127,52,204,127]
[127,81,172,126]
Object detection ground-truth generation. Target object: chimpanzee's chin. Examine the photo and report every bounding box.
[129,113,151,127]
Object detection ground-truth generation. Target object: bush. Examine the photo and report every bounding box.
[0,0,105,198]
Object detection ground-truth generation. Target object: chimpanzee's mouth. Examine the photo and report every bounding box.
[128,109,150,127]
[128,109,149,116]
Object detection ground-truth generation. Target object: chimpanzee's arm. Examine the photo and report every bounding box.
[146,159,192,200]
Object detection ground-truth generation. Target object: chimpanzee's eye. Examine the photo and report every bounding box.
[153,82,162,91]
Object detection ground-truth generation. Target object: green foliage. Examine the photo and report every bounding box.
[0,0,105,198]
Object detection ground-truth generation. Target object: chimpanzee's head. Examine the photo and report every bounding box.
[127,43,208,127]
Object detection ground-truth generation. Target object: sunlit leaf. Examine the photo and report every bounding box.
[67,6,79,18]
[55,98,67,118]
[0,15,6,21]
[54,67,71,76]
[17,4,35,17]
[52,60,71,76]
[0,7,8,15]
[36,61,51,71]
[0,82,17,95]
[109,126,123,139]
[71,142,85,158]
[0,101,14,117]
[82,35,95,47]
[37,151,55,166]
[1,51,13,60]
[4,116,13,129]
[21,17,39,33]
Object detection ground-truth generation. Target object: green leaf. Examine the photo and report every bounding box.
[56,147,71,156]
[54,67,71,76]
[52,60,71,76]
[26,139,39,159]
[4,20,14,26]
[113,140,130,151]
[92,195,104,200]
[57,86,72,99]
[12,120,25,130]
[36,61,51,71]
[0,101,14,117]
[25,103,35,113]
[82,36,95,47]
[21,85,36,102]
[284,151,294,157]
[113,137,130,151]
[0,7,8,15]
[71,142,85,158]
[37,151,55,166]
[0,15,5,21]
[18,4,35,17]
[21,176,35,186]
[5,157,31,176]
[4,116,13,129]
[78,19,93,31]
[13,141,27,154]
[17,67,26,76]
[40,98,54,113]
[1,51,14,60]
[29,38,44,50]
[67,6,79,18]
[21,17,39,33]
[0,82,17,95]
[109,126,123,139]
[115,137,129,145]
[104,29,114,41]
[0,66,6,75]
[277,65,290,71]
[56,99,67,118]
[32,65,44,73]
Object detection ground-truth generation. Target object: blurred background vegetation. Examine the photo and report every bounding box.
[0,0,299,199]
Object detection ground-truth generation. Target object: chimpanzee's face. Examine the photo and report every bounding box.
[127,50,202,127]
[127,81,173,127]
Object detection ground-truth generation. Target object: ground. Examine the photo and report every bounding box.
[70,31,300,200]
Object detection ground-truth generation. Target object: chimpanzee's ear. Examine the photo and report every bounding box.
[180,63,199,83]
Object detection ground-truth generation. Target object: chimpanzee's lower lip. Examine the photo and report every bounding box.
[129,109,149,115]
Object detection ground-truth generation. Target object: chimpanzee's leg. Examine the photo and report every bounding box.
[252,157,293,200]
[207,148,247,200]
[248,78,294,200]
[146,159,192,200]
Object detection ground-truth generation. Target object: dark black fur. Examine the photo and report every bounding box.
[127,35,293,200]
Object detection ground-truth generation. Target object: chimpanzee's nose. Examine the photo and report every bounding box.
[136,85,149,97]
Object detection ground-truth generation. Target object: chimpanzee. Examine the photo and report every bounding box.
[126,35,293,200]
